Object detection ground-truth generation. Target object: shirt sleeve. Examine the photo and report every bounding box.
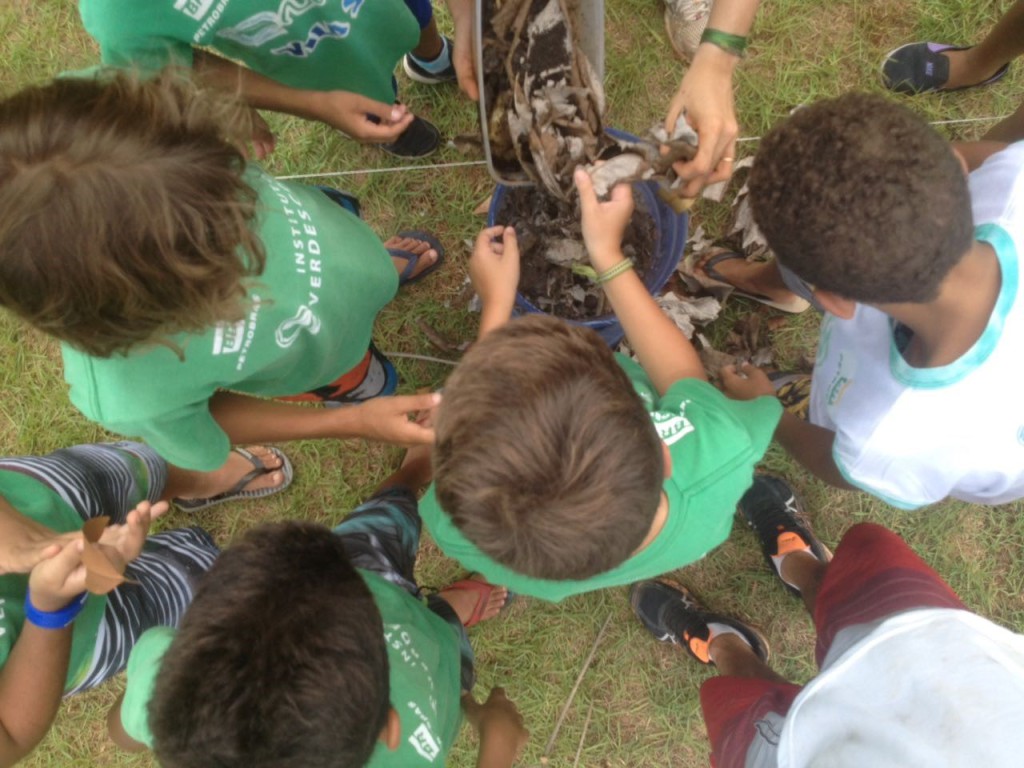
[121,627,177,748]
[658,378,782,455]
[831,433,937,510]
[106,403,231,473]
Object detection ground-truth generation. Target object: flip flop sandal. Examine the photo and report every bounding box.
[698,250,810,314]
[389,229,446,287]
[173,446,294,511]
[769,371,812,420]
[442,575,515,628]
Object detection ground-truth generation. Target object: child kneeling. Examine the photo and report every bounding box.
[417,171,783,602]
[111,449,527,767]
[0,442,218,765]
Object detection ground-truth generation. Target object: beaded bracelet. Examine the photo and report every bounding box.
[700,28,748,58]
[25,589,88,630]
[596,259,635,284]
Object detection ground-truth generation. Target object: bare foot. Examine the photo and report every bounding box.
[695,251,797,305]
[438,574,509,627]
[385,235,438,281]
[173,445,288,501]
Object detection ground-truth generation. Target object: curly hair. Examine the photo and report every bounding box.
[748,93,972,304]
[0,69,265,356]
[433,315,664,581]
[150,522,390,768]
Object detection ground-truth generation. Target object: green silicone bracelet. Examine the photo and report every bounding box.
[596,259,634,284]
[700,28,748,58]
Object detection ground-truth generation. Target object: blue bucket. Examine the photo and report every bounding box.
[487,130,688,347]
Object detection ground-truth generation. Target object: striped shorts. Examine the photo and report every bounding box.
[0,442,220,694]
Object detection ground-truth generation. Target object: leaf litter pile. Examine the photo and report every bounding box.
[482,0,693,319]
[480,0,789,367]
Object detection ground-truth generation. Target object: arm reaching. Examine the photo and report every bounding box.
[469,225,521,339]
[0,503,158,766]
[575,169,706,393]
[209,391,440,448]
[192,50,413,143]
[721,363,855,489]
[665,0,761,196]
[444,0,479,100]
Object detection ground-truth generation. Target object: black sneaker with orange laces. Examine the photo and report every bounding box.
[738,475,832,596]
[629,579,770,665]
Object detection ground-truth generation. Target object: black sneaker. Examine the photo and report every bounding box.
[738,475,832,596]
[403,36,457,84]
[629,579,769,665]
[380,115,440,158]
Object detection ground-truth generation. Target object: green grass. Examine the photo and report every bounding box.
[4,0,1024,766]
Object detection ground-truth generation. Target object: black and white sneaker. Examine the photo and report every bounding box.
[380,115,440,158]
[403,36,457,85]
[738,475,832,596]
[629,579,769,665]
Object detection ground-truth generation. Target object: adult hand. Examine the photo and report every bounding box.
[313,92,415,143]
[470,225,520,313]
[348,393,441,446]
[721,362,774,400]
[574,168,635,271]
[446,0,479,100]
[665,45,740,198]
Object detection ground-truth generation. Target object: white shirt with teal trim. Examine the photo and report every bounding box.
[808,142,1024,509]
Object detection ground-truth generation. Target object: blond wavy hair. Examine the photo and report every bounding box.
[0,69,265,357]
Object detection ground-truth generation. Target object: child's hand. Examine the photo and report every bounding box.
[27,539,88,613]
[349,393,441,447]
[470,225,520,309]
[94,501,164,571]
[574,167,635,272]
[721,362,775,401]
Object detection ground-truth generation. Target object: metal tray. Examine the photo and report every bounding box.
[475,0,604,187]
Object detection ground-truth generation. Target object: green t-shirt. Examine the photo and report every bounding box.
[419,357,783,602]
[61,166,397,471]
[0,472,108,692]
[122,571,463,766]
[78,0,420,104]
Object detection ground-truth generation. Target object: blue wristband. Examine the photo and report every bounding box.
[24,589,88,630]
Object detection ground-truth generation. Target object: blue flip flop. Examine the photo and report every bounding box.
[389,229,446,287]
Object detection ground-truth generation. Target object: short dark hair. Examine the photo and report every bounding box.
[0,69,265,356]
[149,522,389,768]
[748,92,973,304]
[433,315,664,580]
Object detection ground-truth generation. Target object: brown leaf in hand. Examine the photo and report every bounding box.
[80,516,129,595]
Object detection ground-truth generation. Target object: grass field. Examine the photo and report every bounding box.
[3,0,1024,766]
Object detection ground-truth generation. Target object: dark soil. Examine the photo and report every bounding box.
[498,186,656,320]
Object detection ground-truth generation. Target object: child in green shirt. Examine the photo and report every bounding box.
[110,447,527,768]
[418,171,782,601]
[0,70,440,507]
[0,441,220,765]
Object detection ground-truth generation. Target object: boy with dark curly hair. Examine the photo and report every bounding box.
[417,171,783,602]
[0,71,441,508]
[718,92,1024,509]
[107,447,527,768]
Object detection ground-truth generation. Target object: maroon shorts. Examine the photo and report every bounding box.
[700,522,966,767]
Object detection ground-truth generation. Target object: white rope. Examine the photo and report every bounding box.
[275,114,1009,179]
[382,351,459,366]
[275,159,486,180]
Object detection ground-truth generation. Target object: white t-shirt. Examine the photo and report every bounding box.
[776,608,1024,768]
[809,143,1024,508]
